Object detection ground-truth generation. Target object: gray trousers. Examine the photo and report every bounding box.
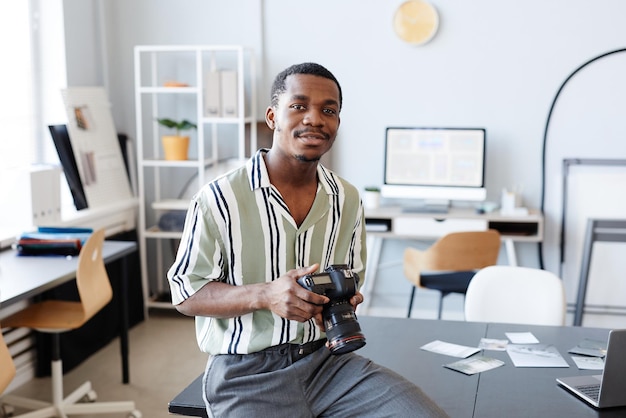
[202,342,449,418]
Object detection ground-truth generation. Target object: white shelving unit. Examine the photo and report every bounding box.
[134,45,257,310]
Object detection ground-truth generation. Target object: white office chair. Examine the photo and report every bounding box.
[464,265,566,326]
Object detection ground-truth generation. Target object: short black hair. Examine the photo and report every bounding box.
[270,62,342,110]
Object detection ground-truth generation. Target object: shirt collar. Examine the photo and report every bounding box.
[246,148,337,197]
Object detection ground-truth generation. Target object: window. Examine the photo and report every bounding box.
[0,0,66,235]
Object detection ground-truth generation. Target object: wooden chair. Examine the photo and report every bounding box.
[464,265,566,326]
[403,229,501,319]
[1,229,141,417]
[0,325,17,417]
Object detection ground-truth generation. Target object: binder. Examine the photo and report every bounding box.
[204,71,222,117]
[220,71,238,117]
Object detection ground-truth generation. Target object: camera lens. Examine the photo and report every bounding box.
[323,300,366,355]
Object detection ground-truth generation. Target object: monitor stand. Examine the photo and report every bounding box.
[401,200,450,214]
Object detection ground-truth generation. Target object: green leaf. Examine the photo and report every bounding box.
[177,120,197,131]
[156,118,179,129]
[156,118,197,135]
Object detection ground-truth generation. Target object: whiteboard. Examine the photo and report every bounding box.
[562,161,626,327]
[61,87,133,208]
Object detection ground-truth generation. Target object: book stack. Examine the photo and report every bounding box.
[16,227,93,256]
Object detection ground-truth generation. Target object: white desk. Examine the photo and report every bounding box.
[361,206,543,312]
[0,240,137,383]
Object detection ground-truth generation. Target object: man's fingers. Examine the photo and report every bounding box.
[295,263,319,278]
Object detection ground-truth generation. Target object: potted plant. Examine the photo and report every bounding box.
[363,186,381,209]
[157,118,197,160]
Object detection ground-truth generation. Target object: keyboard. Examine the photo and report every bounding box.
[576,384,600,400]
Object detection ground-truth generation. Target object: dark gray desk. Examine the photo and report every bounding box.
[168,317,624,418]
[0,240,137,383]
[476,323,623,418]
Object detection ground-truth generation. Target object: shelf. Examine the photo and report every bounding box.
[145,226,183,239]
[135,45,257,316]
[138,86,199,94]
[487,221,539,237]
[146,292,175,310]
[147,300,174,310]
[364,206,543,242]
[134,44,247,53]
[151,199,189,211]
[201,116,257,124]
[140,157,218,168]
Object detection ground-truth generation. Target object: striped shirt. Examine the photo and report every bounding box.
[167,149,367,355]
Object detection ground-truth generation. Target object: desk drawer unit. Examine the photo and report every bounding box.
[393,217,488,238]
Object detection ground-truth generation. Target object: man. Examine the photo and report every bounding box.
[167,62,448,417]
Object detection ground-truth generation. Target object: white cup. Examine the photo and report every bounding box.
[363,191,381,209]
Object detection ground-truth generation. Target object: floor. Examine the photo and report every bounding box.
[5,310,206,418]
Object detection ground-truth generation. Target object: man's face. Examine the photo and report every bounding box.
[266,73,341,162]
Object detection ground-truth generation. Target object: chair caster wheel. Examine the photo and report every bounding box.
[128,410,142,418]
[1,404,15,418]
[84,389,97,402]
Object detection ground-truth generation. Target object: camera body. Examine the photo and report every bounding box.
[297,264,366,355]
[297,264,358,300]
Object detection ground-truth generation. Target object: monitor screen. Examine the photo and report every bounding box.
[49,124,89,210]
[381,127,487,205]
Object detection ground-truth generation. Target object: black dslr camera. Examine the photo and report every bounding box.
[297,264,366,355]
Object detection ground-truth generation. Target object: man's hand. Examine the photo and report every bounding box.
[263,264,330,324]
[350,290,364,312]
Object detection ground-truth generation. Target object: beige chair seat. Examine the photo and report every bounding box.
[403,229,501,318]
[3,301,86,331]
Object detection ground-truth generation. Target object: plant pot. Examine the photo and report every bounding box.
[162,135,189,160]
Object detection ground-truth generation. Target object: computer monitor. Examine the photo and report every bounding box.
[381,127,487,213]
[48,124,89,211]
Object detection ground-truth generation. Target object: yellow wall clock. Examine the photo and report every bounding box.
[393,0,440,46]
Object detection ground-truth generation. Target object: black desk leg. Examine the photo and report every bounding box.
[120,254,130,384]
[574,220,594,326]
[574,218,626,326]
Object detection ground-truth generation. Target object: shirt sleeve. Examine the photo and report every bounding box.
[355,205,368,290]
[167,195,226,305]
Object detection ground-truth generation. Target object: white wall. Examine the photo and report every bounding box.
[62,0,626,273]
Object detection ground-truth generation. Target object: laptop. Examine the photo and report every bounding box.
[557,329,626,408]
